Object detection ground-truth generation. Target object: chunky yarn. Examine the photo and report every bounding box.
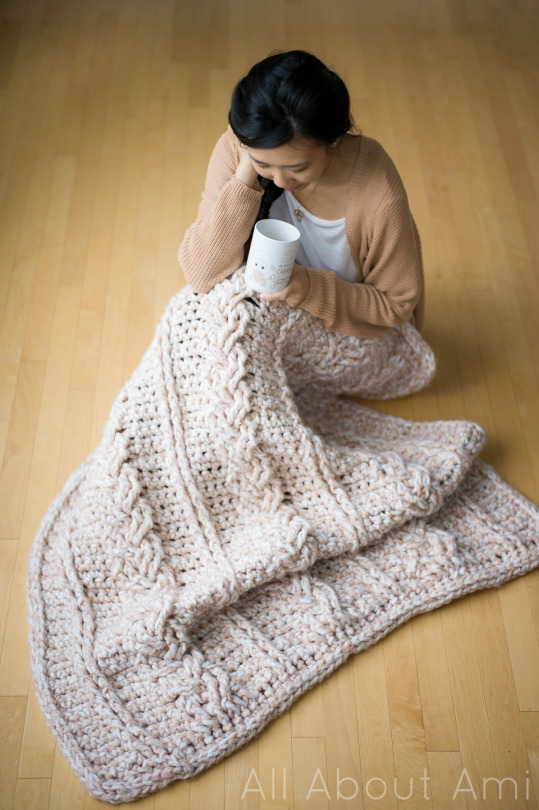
[27,268,539,803]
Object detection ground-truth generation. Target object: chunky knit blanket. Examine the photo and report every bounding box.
[27,268,539,804]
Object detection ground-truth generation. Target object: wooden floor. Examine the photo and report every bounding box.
[1,0,538,807]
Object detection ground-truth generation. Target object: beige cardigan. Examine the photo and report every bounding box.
[179,128,425,338]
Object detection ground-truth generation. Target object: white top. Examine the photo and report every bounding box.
[269,190,357,283]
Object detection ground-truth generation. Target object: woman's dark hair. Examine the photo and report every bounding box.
[228,50,356,222]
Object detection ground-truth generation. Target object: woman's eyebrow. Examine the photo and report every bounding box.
[249,156,309,168]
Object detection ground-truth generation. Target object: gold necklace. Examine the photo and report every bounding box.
[292,153,334,223]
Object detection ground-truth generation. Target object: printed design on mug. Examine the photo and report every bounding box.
[248,248,296,288]
[248,251,275,285]
[269,246,296,286]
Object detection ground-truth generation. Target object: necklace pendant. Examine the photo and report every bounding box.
[294,207,304,223]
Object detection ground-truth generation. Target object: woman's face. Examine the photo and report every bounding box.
[245,137,334,192]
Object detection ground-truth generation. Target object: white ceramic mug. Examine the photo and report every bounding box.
[245,219,301,294]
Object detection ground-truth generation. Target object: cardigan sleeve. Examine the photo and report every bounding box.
[285,193,424,339]
[178,130,264,293]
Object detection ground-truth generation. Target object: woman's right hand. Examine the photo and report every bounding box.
[235,139,260,188]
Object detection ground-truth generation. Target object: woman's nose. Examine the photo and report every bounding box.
[274,174,291,188]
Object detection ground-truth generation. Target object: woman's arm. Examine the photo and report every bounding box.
[264,194,424,339]
[178,129,264,293]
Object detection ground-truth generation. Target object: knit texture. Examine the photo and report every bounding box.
[178,129,425,337]
[27,269,539,804]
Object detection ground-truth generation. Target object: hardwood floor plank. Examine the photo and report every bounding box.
[412,610,460,753]
[0,360,46,540]
[0,696,27,810]
[13,778,51,810]
[18,683,55,780]
[353,643,399,810]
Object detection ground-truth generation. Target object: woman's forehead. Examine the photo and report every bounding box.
[247,138,325,165]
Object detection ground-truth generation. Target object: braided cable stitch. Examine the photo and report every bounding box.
[27,268,539,803]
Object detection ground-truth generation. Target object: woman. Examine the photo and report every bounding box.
[179,49,424,339]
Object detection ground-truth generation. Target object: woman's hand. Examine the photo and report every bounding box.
[234,139,259,188]
[259,264,310,306]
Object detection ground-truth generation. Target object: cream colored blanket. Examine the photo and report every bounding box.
[27,269,539,803]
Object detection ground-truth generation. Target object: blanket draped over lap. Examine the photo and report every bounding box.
[27,268,539,804]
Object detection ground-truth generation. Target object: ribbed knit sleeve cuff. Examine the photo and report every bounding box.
[297,266,336,320]
[229,175,264,203]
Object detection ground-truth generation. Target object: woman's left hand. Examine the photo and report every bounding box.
[259,263,309,306]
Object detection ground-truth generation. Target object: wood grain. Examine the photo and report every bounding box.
[1,0,537,806]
